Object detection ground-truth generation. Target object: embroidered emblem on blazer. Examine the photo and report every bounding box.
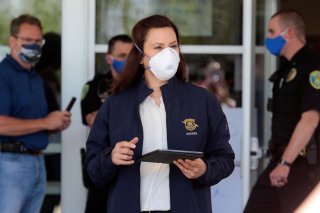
[309,70,320,89]
[182,118,199,131]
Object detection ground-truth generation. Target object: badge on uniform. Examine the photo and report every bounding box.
[286,68,297,82]
[81,84,90,100]
[309,70,320,90]
[182,118,199,131]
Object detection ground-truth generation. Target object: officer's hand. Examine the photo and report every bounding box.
[269,164,290,188]
[111,137,139,165]
[45,111,71,131]
[85,111,97,128]
[173,158,207,179]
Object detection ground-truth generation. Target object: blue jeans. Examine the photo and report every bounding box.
[0,152,46,213]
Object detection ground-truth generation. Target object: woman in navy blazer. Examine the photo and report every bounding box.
[84,15,235,213]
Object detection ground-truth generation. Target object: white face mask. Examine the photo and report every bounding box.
[148,47,180,81]
[135,44,180,81]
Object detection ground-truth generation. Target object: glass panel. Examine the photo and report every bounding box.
[96,0,243,45]
[256,0,266,45]
[96,53,243,107]
[254,54,268,144]
[184,54,242,107]
[0,0,61,45]
[96,52,109,74]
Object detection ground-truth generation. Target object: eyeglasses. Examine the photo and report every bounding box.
[13,35,45,46]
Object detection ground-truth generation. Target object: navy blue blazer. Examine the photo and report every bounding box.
[85,76,235,213]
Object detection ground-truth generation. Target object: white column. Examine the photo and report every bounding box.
[242,0,256,209]
[61,0,90,212]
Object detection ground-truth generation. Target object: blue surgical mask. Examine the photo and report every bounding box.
[112,59,126,74]
[19,43,42,64]
[265,29,288,56]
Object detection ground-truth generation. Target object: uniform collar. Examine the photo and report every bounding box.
[93,70,113,81]
[269,46,309,82]
[289,45,308,66]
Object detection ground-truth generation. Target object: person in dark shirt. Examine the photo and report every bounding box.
[36,32,61,113]
[35,32,63,213]
[81,34,133,127]
[80,34,133,213]
[244,9,320,213]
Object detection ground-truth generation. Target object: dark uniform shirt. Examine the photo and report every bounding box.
[81,71,113,125]
[80,72,113,213]
[0,55,48,150]
[269,45,320,146]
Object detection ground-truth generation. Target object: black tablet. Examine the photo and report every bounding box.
[140,149,204,164]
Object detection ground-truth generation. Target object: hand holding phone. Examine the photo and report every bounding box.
[65,97,77,112]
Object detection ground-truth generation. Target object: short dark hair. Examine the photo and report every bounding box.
[112,15,187,94]
[107,34,133,54]
[271,9,305,37]
[10,14,42,36]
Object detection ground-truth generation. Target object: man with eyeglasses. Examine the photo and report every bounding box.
[0,14,71,213]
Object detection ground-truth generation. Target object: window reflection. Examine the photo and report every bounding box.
[96,0,242,45]
[0,0,61,45]
[256,0,266,45]
[185,54,242,107]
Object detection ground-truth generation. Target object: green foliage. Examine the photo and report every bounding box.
[0,0,61,45]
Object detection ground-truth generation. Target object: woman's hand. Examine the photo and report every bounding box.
[111,137,139,165]
[173,158,207,179]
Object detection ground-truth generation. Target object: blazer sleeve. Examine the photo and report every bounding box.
[84,98,118,188]
[197,93,235,185]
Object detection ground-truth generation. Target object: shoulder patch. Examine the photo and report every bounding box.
[81,84,90,100]
[309,70,320,90]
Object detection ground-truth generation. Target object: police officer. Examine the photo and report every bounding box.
[244,10,320,213]
[80,34,133,213]
[81,34,133,127]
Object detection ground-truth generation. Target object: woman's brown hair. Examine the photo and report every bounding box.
[112,15,187,94]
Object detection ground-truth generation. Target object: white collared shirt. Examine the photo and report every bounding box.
[139,96,170,211]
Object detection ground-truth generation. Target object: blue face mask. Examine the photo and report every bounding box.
[112,59,126,74]
[265,29,288,56]
[19,43,42,64]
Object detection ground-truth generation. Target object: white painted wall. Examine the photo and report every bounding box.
[241,0,256,207]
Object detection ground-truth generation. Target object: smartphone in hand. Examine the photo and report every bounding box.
[65,97,77,112]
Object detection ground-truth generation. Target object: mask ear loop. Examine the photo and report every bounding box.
[280,28,290,44]
[134,43,144,54]
[134,43,151,70]
[280,28,289,36]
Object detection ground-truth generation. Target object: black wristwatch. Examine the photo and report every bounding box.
[279,159,292,167]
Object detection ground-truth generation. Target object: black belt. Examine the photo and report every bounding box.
[0,142,42,156]
[141,211,171,213]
